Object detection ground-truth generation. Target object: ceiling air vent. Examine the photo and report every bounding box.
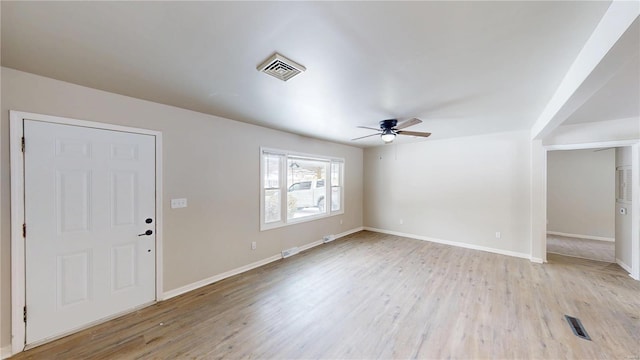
[257,53,306,81]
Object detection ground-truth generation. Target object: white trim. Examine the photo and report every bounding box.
[163,254,283,300]
[631,144,640,280]
[10,112,27,355]
[298,240,323,253]
[544,140,639,151]
[1,345,12,360]
[9,111,164,353]
[530,139,548,263]
[547,251,611,263]
[335,226,364,239]
[547,231,615,242]
[154,134,165,300]
[364,227,531,260]
[163,226,364,300]
[260,147,345,231]
[533,139,640,282]
[261,146,345,163]
[530,257,545,264]
[301,227,364,249]
[616,258,632,274]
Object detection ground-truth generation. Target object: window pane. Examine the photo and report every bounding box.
[264,189,281,223]
[331,161,342,212]
[264,154,280,189]
[331,162,341,186]
[331,187,341,211]
[263,153,282,224]
[287,158,327,220]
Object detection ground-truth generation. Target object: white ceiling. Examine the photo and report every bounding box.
[2,1,633,147]
[563,53,640,125]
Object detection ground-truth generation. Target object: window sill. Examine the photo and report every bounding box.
[260,209,344,231]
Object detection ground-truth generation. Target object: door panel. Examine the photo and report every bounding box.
[111,171,137,226]
[24,120,156,345]
[57,170,92,232]
[57,250,91,307]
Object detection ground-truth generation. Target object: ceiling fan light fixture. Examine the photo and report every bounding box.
[352,118,430,143]
[381,129,396,143]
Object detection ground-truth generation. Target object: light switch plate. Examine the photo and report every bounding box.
[171,198,187,209]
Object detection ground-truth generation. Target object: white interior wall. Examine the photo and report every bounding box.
[547,148,615,240]
[363,130,531,257]
[0,67,364,349]
[616,146,633,270]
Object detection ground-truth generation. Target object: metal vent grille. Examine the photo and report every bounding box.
[565,315,591,341]
[257,53,306,81]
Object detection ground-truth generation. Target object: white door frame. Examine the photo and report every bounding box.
[9,111,164,354]
[535,139,640,280]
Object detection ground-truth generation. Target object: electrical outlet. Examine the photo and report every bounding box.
[340,219,343,225]
[251,241,257,250]
[399,219,404,225]
[495,232,501,239]
[171,198,187,208]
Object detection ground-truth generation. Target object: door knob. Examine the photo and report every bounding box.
[138,230,153,236]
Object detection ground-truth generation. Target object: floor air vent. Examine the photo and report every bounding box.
[257,53,306,81]
[565,315,591,341]
[282,247,300,258]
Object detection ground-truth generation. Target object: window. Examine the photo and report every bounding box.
[261,148,344,230]
[331,162,343,212]
[263,152,283,224]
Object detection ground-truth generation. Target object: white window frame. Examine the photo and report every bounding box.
[260,147,344,231]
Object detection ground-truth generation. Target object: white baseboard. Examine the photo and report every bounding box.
[616,258,632,273]
[547,231,614,242]
[1,345,13,359]
[530,257,545,264]
[364,227,531,260]
[335,226,364,239]
[162,226,364,300]
[298,240,322,253]
[162,254,282,300]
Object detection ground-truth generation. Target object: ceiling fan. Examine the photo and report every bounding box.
[352,118,431,143]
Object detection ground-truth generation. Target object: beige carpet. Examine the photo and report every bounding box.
[547,234,615,263]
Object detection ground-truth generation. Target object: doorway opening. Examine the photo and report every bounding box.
[546,148,616,263]
[538,141,639,280]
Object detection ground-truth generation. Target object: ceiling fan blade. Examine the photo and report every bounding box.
[394,117,422,130]
[396,130,432,138]
[357,126,382,131]
[351,133,381,141]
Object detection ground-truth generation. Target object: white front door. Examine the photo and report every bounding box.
[24,120,156,345]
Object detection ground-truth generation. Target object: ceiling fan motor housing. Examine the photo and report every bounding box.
[380,119,398,129]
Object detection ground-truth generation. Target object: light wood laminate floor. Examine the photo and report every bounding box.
[547,234,615,263]
[11,231,640,359]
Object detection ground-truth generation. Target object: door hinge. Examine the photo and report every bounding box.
[23,306,27,323]
[21,137,25,152]
[23,223,26,238]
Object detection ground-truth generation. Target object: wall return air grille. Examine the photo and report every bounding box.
[257,53,306,81]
